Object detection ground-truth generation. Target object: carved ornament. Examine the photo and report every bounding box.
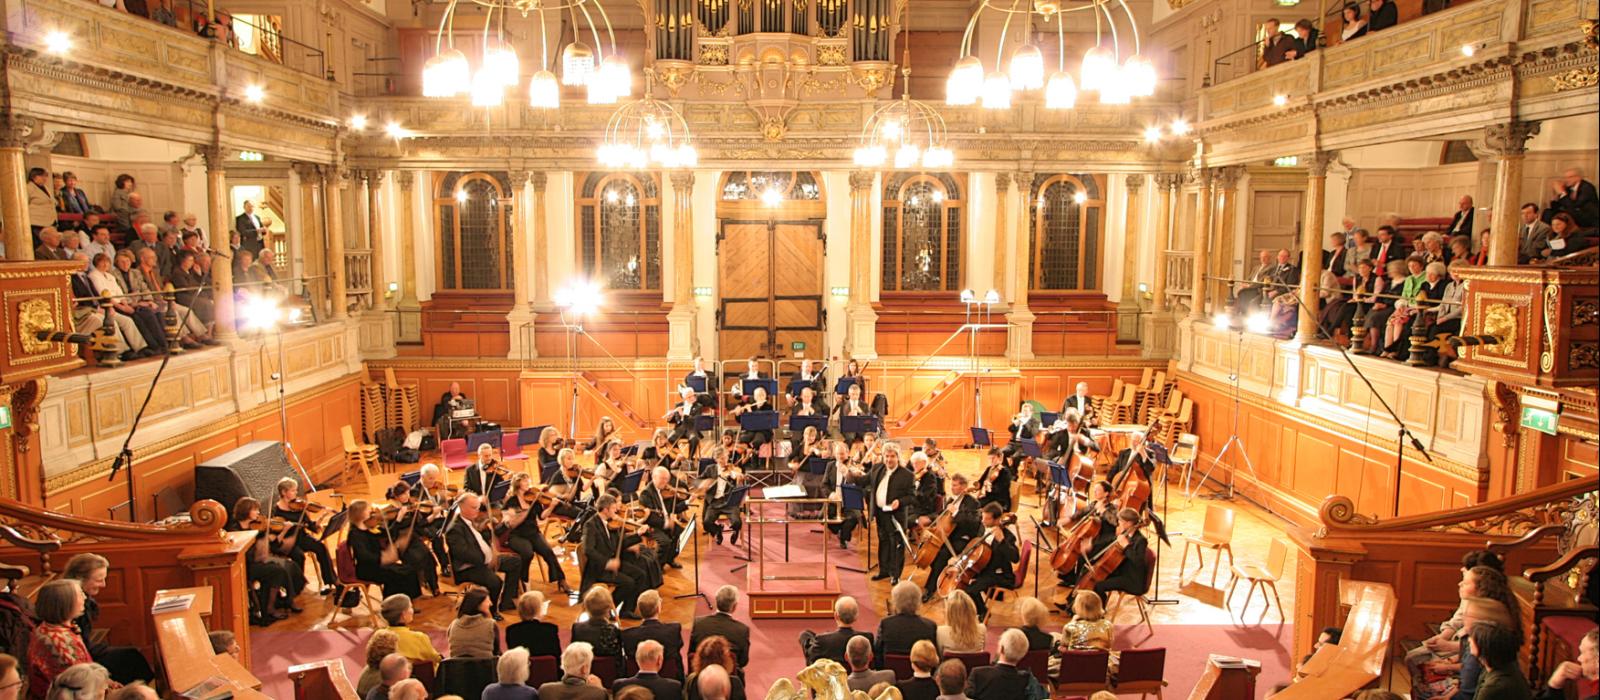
[761,116,788,142]
[1541,283,1559,373]
[10,380,44,454]
[1550,66,1598,92]
[816,44,847,66]
[670,171,695,191]
[1125,174,1145,192]
[396,170,415,191]
[1481,302,1519,356]
[1478,121,1542,158]
[1486,380,1519,447]
[848,170,874,192]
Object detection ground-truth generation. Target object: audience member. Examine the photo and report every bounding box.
[1015,597,1054,652]
[207,631,239,659]
[1472,622,1532,700]
[1374,225,1407,268]
[696,664,732,700]
[380,595,442,666]
[28,580,104,700]
[61,554,153,685]
[1517,203,1554,263]
[506,591,562,659]
[180,213,205,241]
[1288,19,1319,58]
[614,639,682,700]
[1542,213,1593,260]
[686,637,745,700]
[538,643,608,700]
[358,630,400,697]
[81,228,115,267]
[613,687,652,700]
[690,586,750,667]
[621,590,683,676]
[1448,236,1477,267]
[1259,19,1296,67]
[27,168,55,237]
[935,659,969,700]
[878,581,938,660]
[896,639,942,700]
[107,683,158,700]
[1368,0,1398,30]
[57,173,90,217]
[964,629,1032,700]
[1417,232,1447,265]
[0,654,18,700]
[1340,4,1368,41]
[388,678,427,700]
[570,585,624,662]
[1447,197,1475,238]
[937,591,987,653]
[43,662,110,700]
[845,635,895,693]
[1548,168,1598,231]
[445,587,500,658]
[366,654,412,700]
[482,647,537,700]
[108,175,137,229]
[1537,629,1597,700]
[800,595,870,665]
[236,200,267,254]
[1353,692,1404,700]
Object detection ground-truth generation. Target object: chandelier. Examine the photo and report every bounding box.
[421,0,628,110]
[947,0,1157,109]
[595,72,698,169]
[854,14,954,171]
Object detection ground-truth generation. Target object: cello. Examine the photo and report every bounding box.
[911,499,960,569]
[935,513,1017,598]
[1049,507,1106,575]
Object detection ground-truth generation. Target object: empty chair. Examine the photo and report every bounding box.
[943,651,991,675]
[1114,647,1168,699]
[528,655,560,686]
[1017,648,1050,685]
[1051,649,1111,695]
[1228,537,1289,619]
[436,657,496,700]
[340,424,379,484]
[591,654,620,688]
[440,437,471,470]
[1169,433,1200,496]
[501,432,528,462]
[326,541,382,628]
[1178,504,1236,588]
[884,653,915,681]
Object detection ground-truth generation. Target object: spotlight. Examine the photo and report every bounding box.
[384,122,408,139]
[43,30,71,55]
[1212,312,1232,330]
[455,190,468,203]
[243,84,265,103]
[960,289,976,304]
[556,280,603,317]
[1460,44,1475,57]
[761,188,783,207]
[1272,94,1288,107]
[1143,126,1163,143]
[240,294,283,332]
[1073,191,1088,205]
[983,289,1000,304]
[1169,118,1191,136]
[1246,311,1271,334]
[349,114,368,131]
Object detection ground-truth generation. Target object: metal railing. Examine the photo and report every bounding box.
[180,0,327,78]
[1209,20,1323,87]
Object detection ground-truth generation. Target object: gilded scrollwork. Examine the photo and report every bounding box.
[16,299,55,355]
[1541,284,1559,373]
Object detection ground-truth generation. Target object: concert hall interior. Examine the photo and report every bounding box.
[0,0,1595,698]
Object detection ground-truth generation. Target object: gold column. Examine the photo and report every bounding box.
[365,170,388,311]
[1213,167,1242,289]
[1118,175,1145,339]
[847,170,878,358]
[1298,153,1332,341]
[993,173,1011,301]
[507,170,530,310]
[203,147,236,339]
[1151,174,1175,313]
[324,166,348,320]
[529,172,550,309]
[667,170,697,360]
[1484,122,1539,266]
[0,147,30,261]
[1189,169,1215,319]
[1011,170,1033,312]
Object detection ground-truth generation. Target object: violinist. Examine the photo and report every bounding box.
[270,478,335,594]
[962,503,1020,620]
[535,427,564,477]
[870,444,916,585]
[823,440,868,548]
[411,463,454,569]
[1108,432,1155,493]
[732,385,776,452]
[788,426,829,495]
[907,452,942,524]
[921,474,982,603]
[837,358,867,399]
[666,385,709,454]
[834,382,869,443]
[549,448,597,518]
[1001,402,1041,474]
[385,482,443,596]
[226,497,300,623]
[501,473,575,596]
[974,448,1014,513]
[639,466,689,568]
[583,417,618,457]
[465,443,509,501]
[580,494,646,619]
[702,446,746,545]
[644,429,675,465]
[922,439,947,476]
[595,440,632,497]
[717,429,752,471]
[443,492,523,618]
[855,431,885,469]
[1076,508,1150,599]
[345,499,422,599]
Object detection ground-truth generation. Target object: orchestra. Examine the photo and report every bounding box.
[270,478,336,595]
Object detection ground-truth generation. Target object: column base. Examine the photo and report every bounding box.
[666,305,697,361]
[396,298,421,343]
[506,305,538,361]
[1116,299,1143,342]
[356,311,396,359]
[1140,311,1179,359]
[847,302,879,360]
[1005,309,1035,361]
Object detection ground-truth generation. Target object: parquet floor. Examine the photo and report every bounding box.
[266,447,1298,634]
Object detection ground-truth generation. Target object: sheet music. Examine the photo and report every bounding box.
[760,484,807,499]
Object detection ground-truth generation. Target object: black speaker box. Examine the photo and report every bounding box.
[193,441,304,511]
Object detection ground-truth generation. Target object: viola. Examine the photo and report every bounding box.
[935,513,1017,598]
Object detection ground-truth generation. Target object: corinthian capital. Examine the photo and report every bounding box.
[670,171,695,192]
[849,170,875,192]
[1478,121,1541,158]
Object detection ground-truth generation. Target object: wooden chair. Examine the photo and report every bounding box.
[1168,433,1200,496]
[884,653,915,681]
[1115,647,1168,699]
[1051,649,1111,696]
[983,539,1034,619]
[410,661,437,696]
[528,655,561,686]
[1106,548,1158,634]
[1178,504,1236,588]
[326,541,383,628]
[591,655,620,688]
[1018,648,1050,685]
[436,657,496,699]
[1227,537,1288,619]
[340,425,378,485]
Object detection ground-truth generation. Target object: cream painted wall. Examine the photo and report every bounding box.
[692,170,720,359]
[822,170,853,362]
[966,172,998,298]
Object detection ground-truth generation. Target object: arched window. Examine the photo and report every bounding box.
[882,172,964,292]
[1028,173,1105,291]
[577,172,662,292]
[434,171,513,290]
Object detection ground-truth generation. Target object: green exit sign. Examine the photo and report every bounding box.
[791,341,806,351]
[0,405,11,430]
[1520,406,1558,435]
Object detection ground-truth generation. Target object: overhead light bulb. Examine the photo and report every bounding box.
[561,41,595,86]
[1213,312,1231,329]
[761,188,783,207]
[981,71,1012,109]
[1073,191,1088,204]
[1123,55,1158,97]
[1099,77,1131,105]
[1044,71,1077,109]
[43,29,71,55]
[880,119,903,141]
[586,77,617,104]
[1273,94,1289,107]
[470,68,504,107]
[946,56,984,106]
[1009,43,1045,90]
[349,114,368,130]
[597,55,631,98]
[384,121,407,139]
[853,145,887,167]
[1080,46,1114,93]
[1460,43,1476,57]
[528,70,560,109]
[243,84,265,103]
[1169,118,1191,136]
[1144,126,1163,143]
[894,143,921,169]
[422,48,470,97]
[960,289,976,303]
[483,41,521,87]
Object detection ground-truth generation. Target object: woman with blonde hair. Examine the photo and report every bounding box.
[936,590,987,653]
[1016,597,1055,651]
[1050,590,1115,676]
[569,585,623,662]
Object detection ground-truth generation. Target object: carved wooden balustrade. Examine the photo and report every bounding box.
[0,498,255,669]
[1292,477,1596,673]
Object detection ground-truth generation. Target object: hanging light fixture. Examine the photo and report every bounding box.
[420,0,623,108]
[422,47,469,97]
[562,41,596,86]
[1079,46,1116,93]
[981,71,1012,109]
[528,69,560,108]
[945,56,984,106]
[597,71,697,170]
[947,0,1151,109]
[598,55,632,98]
[1044,71,1077,108]
[1008,43,1045,90]
[1122,54,1157,97]
[856,15,955,171]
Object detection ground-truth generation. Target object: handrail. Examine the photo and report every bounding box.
[1210,20,1323,86]
[1317,477,1596,536]
[0,498,228,542]
[71,273,330,304]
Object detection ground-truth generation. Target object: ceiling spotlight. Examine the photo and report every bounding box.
[1170,118,1191,136]
[384,122,408,139]
[243,84,265,103]
[43,30,71,55]
[349,114,368,130]
[1272,94,1288,107]
[1143,126,1163,143]
[1073,191,1088,205]
[1460,44,1476,57]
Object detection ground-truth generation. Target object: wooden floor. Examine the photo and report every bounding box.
[270,448,1298,633]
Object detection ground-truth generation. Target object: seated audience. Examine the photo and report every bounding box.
[896,640,942,700]
[801,595,871,665]
[937,591,987,654]
[28,580,118,700]
[1370,0,1398,33]
[965,630,1032,700]
[1541,213,1593,260]
[877,581,938,660]
[1050,590,1115,676]
[357,630,400,698]
[1448,236,1478,267]
[1537,628,1597,700]
[387,679,427,700]
[1288,19,1318,59]
[43,663,110,700]
[445,586,500,658]
[1472,622,1532,700]
[570,585,624,662]
[1414,596,1516,699]
[614,639,682,699]
[506,591,562,659]
[696,664,733,700]
[380,595,442,666]
[109,683,158,700]
[1015,597,1054,652]
[207,631,239,659]
[0,655,18,700]
[845,635,895,693]
[483,647,537,700]
[1519,203,1553,263]
[935,659,970,700]
[60,554,153,685]
[622,590,683,677]
[1418,231,1448,264]
[691,586,751,668]
[1547,168,1598,231]
[366,654,412,700]
[539,642,608,700]
[686,636,745,700]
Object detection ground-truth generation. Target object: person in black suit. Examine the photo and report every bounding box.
[639,467,689,569]
[579,494,647,618]
[800,595,873,665]
[1288,19,1319,58]
[1367,0,1398,30]
[922,474,983,603]
[1042,411,1099,506]
[1259,20,1296,67]
[823,441,869,548]
[789,358,826,399]
[1107,433,1156,495]
[1000,402,1040,474]
[614,639,683,699]
[235,200,265,255]
[1548,168,1600,231]
[1076,508,1152,598]
[965,630,1035,700]
[876,580,938,661]
[690,585,751,668]
[505,590,562,658]
[974,448,1014,513]
[1059,382,1096,426]
[935,660,970,700]
[344,500,422,599]
[731,386,776,451]
[443,492,524,616]
[961,503,1020,620]
[465,443,508,500]
[896,640,942,700]
[870,445,917,583]
[666,385,711,454]
[907,451,943,524]
[622,590,685,678]
[702,448,747,545]
[1447,195,1476,239]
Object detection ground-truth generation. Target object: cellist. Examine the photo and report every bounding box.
[961,503,1020,621]
[1054,480,1117,593]
[1075,508,1152,599]
[921,474,982,603]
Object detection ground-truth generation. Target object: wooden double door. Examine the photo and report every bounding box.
[716,220,825,361]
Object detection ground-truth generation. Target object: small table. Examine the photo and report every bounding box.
[152,586,269,699]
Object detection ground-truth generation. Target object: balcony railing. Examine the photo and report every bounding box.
[1165,250,1195,302]
[344,249,372,311]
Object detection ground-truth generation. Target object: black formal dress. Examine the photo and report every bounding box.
[961,528,1020,620]
[348,525,422,598]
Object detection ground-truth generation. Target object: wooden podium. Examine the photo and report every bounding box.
[743,492,842,619]
[1186,654,1261,700]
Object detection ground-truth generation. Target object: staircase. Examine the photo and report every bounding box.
[886,369,963,430]
[577,371,649,429]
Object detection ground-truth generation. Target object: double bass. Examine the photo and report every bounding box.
[934,513,1017,597]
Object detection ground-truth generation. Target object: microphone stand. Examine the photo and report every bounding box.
[674,514,712,609]
[106,292,204,522]
[1145,446,1180,606]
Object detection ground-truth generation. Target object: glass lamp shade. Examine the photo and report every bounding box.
[561,41,595,86]
[1079,46,1115,93]
[422,48,470,97]
[1008,43,1045,90]
[1124,54,1158,97]
[528,70,560,108]
[587,78,617,104]
[853,144,887,167]
[981,71,1012,109]
[921,146,955,168]
[470,68,505,107]
[945,56,984,105]
[893,143,921,169]
[1098,74,1132,104]
[482,42,520,87]
[597,56,632,98]
[1044,71,1077,109]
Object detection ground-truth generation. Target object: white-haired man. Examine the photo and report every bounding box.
[387,678,426,700]
[539,642,608,700]
[639,466,688,568]
[614,639,682,699]
[964,629,1032,700]
[690,585,750,667]
[801,595,872,665]
[366,653,412,700]
[483,647,534,700]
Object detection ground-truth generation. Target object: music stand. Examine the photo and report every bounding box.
[686,375,707,393]
[738,411,780,432]
[516,426,548,447]
[787,379,811,398]
[1144,440,1180,607]
[697,458,718,479]
[318,509,349,542]
[841,415,879,438]
[837,483,869,574]
[618,468,645,500]
[789,414,828,434]
[487,479,511,505]
[674,514,710,608]
[1040,411,1060,426]
[804,456,829,475]
[467,430,501,454]
[1020,439,1042,458]
[1046,460,1074,522]
[969,427,994,448]
[741,378,778,398]
[833,377,858,396]
[398,470,422,487]
[539,462,562,485]
[721,485,754,571]
[694,414,717,432]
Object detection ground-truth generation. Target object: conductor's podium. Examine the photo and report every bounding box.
[152,586,270,699]
[743,488,843,619]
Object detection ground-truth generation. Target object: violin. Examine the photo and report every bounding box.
[281,498,328,515]
[935,513,1018,598]
[241,515,294,536]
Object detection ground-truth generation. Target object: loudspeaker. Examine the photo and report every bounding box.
[194,441,304,511]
